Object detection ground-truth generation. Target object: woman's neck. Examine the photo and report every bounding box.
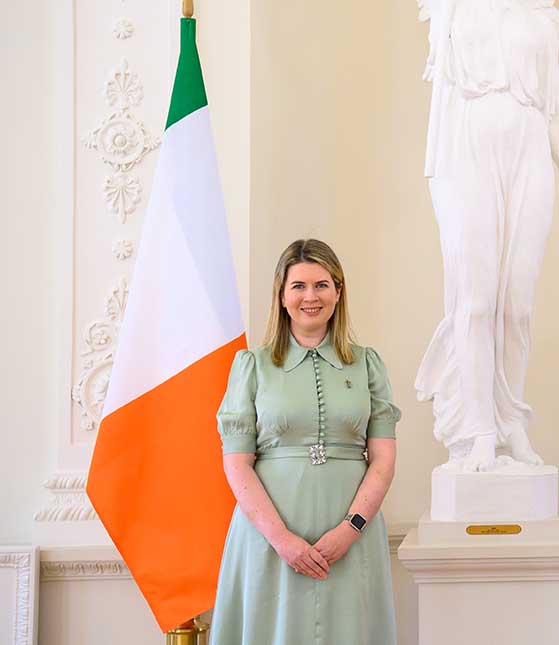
[290,325,328,349]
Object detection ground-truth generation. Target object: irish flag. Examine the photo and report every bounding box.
[86,18,244,632]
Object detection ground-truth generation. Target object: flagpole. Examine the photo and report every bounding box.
[168,4,211,641]
[183,0,194,17]
[170,20,205,645]
[166,616,210,644]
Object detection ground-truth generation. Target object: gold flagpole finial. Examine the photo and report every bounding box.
[182,0,194,18]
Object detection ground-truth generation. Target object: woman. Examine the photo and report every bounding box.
[209,239,401,645]
[416,0,558,470]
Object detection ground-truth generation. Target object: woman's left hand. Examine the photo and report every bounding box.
[313,521,360,565]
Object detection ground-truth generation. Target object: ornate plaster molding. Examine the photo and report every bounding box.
[113,17,134,41]
[0,549,37,645]
[104,173,141,223]
[41,560,130,581]
[72,278,128,432]
[402,555,559,583]
[83,58,159,220]
[83,110,159,173]
[103,58,143,109]
[112,239,134,261]
[33,473,97,522]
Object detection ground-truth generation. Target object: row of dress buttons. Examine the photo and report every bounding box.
[310,349,325,445]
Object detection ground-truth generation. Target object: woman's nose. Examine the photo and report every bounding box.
[303,288,319,301]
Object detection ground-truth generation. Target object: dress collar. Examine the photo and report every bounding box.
[283,331,344,372]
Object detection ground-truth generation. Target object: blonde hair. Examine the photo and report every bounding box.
[263,239,356,367]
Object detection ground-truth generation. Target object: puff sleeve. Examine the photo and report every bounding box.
[217,349,258,454]
[365,348,402,439]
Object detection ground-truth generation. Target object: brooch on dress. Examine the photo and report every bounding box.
[309,443,327,465]
[345,378,352,388]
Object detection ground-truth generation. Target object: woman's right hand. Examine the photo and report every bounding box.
[271,531,330,579]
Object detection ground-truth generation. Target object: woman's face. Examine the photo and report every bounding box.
[281,262,341,336]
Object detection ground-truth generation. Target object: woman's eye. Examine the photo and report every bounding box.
[291,283,329,289]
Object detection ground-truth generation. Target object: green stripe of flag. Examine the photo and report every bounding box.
[165,18,208,130]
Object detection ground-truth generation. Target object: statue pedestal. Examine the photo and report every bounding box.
[431,463,558,521]
[399,513,559,645]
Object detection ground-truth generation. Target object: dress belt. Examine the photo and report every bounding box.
[256,445,367,462]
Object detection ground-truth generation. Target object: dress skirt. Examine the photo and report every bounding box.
[208,456,397,645]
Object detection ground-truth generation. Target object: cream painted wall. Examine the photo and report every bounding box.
[195,0,251,327]
[250,0,559,527]
[0,1,57,543]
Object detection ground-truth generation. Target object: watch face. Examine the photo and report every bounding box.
[351,514,367,530]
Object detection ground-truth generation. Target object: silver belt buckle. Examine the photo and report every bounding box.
[309,443,327,465]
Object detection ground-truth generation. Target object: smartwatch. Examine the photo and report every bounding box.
[344,512,367,532]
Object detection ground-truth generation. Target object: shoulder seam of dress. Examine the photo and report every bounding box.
[245,348,258,392]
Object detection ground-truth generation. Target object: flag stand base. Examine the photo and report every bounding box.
[166,617,210,645]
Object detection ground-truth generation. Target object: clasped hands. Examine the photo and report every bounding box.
[272,522,361,580]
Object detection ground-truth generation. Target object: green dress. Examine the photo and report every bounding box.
[209,333,401,645]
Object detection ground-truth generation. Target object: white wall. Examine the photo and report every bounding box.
[0,1,57,544]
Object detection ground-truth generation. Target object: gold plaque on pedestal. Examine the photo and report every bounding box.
[466,524,522,535]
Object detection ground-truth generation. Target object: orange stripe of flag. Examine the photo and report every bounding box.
[86,333,246,632]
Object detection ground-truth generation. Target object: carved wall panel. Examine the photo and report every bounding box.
[0,547,39,645]
[71,0,170,457]
[36,1,174,535]
[39,0,251,541]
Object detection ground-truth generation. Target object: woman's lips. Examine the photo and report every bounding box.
[300,307,322,316]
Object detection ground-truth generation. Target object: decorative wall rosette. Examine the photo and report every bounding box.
[83,58,159,222]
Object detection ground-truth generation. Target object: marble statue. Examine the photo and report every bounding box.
[415,0,559,472]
